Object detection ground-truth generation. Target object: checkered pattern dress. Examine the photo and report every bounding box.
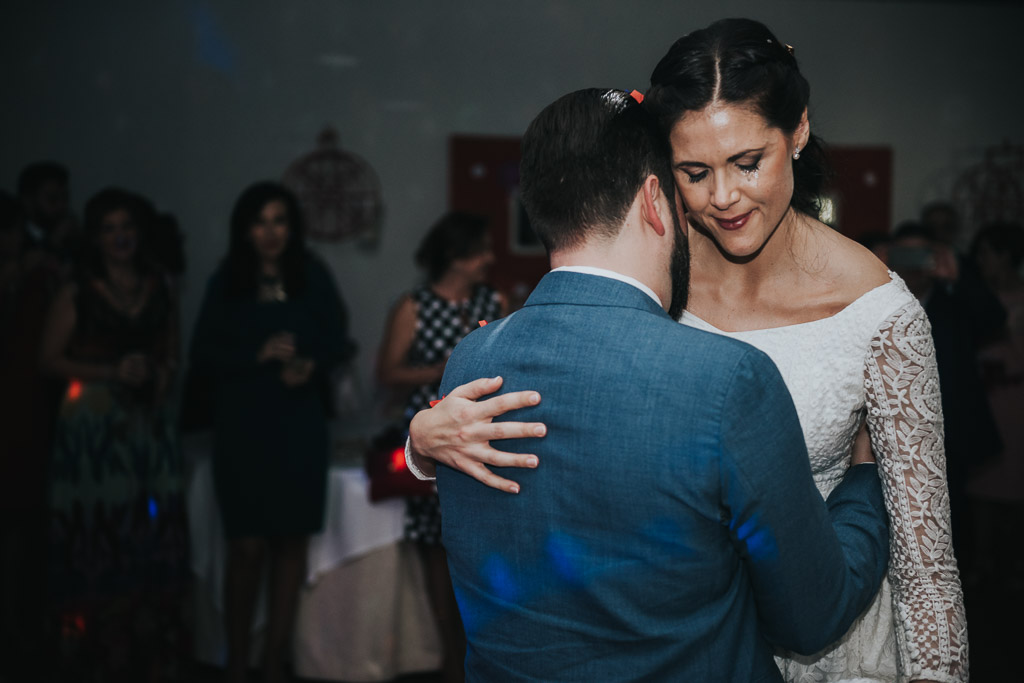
[403,283,502,544]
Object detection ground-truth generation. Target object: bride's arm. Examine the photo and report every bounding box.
[406,376,546,493]
[863,301,968,683]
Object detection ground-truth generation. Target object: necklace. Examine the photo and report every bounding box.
[258,277,287,302]
[97,275,148,316]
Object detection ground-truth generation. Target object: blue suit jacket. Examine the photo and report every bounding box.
[437,271,889,682]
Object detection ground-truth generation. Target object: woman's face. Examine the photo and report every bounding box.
[451,239,495,284]
[974,238,1008,281]
[249,199,290,264]
[97,208,138,264]
[668,102,807,259]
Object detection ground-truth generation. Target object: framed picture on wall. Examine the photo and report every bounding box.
[508,188,545,256]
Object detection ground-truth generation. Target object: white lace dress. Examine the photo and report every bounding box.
[680,273,968,683]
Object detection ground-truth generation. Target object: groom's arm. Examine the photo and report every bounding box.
[719,350,889,655]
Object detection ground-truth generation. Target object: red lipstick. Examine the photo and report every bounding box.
[716,211,752,231]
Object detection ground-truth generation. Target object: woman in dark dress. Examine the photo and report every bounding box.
[190,182,353,683]
[377,212,504,683]
[39,187,187,681]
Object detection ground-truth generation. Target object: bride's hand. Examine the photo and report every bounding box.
[408,376,545,493]
[850,420,875,466]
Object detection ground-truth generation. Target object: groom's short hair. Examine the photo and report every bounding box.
[520,88,674,253]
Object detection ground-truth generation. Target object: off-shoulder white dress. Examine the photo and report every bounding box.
[680,272,968,683]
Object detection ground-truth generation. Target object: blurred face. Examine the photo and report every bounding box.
[923,207,958,247]
[249,200,290,264]
[30,179,70,228]
[97,208,138,264]
[669,102,805,259]
[974,238,1008,282]
[887,236,935,298]
[450,238,495,284]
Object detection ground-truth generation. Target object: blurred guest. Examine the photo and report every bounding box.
[968,221,1024,583]
[189,182,353,683]
[17,161,78,266]
[376,212,505,683]
[0,190,53,675]
[38,187,188,681]
[886,220,1006,570]
[921,200,963,250]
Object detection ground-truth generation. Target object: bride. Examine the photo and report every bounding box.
[405,18,966,683]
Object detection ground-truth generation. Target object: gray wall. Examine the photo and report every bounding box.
[4,0,1022,395]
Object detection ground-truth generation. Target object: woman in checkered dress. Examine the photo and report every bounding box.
[377,211,505,682]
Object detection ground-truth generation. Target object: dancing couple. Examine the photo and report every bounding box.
[408,18,966,683]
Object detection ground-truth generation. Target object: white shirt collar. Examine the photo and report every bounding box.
[550,265,663,308]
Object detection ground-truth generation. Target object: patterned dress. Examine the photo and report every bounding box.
[49,274,188,682]
[681,272,967,683]
[403,284,503,544]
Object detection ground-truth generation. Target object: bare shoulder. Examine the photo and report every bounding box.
[393,292,418,318]
[812,224,892,302]
[384,292,420,335]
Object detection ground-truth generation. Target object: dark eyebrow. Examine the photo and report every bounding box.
[675,147,765,169]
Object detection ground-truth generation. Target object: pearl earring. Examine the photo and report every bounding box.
[793,147,801,160]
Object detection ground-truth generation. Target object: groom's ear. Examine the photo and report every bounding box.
[640,175,667,237]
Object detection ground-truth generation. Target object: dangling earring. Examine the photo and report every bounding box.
[793,147,801,160]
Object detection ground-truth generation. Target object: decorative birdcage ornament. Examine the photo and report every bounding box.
[283,127,383,245]
[952,140,1023,236]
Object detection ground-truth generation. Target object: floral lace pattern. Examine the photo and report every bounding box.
[681,273,967,682]
[862,302,968,682]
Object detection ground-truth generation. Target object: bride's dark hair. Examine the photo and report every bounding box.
[645,18,831,218]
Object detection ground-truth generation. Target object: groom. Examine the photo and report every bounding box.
[433,89,889,682]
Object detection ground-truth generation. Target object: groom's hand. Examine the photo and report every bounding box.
[408,376,545,494]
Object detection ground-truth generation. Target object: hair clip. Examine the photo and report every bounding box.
[629,89,644,104]
[767,38,795,56]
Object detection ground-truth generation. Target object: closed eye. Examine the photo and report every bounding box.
[684,170,708,184]
[738,157,762,174]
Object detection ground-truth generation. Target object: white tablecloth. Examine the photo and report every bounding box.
[187,457,407,623]
[184,434,441,680]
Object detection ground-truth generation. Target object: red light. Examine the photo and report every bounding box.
[67,380,82,400]
[61,612,87,637]
[389,447,407,473]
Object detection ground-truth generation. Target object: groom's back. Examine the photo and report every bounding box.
[437,274,789,682]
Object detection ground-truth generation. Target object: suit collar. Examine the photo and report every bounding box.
[524,270,671,319]
[551,266,662,307]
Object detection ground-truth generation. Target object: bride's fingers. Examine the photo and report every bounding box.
[448,375,505,401]
[458,447,538,493]
[477,419,546,443]
[478,390,542,420]
[463,461,523,494]
[471,445,539,469]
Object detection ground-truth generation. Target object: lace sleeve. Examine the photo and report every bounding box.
[863,301,969,682]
